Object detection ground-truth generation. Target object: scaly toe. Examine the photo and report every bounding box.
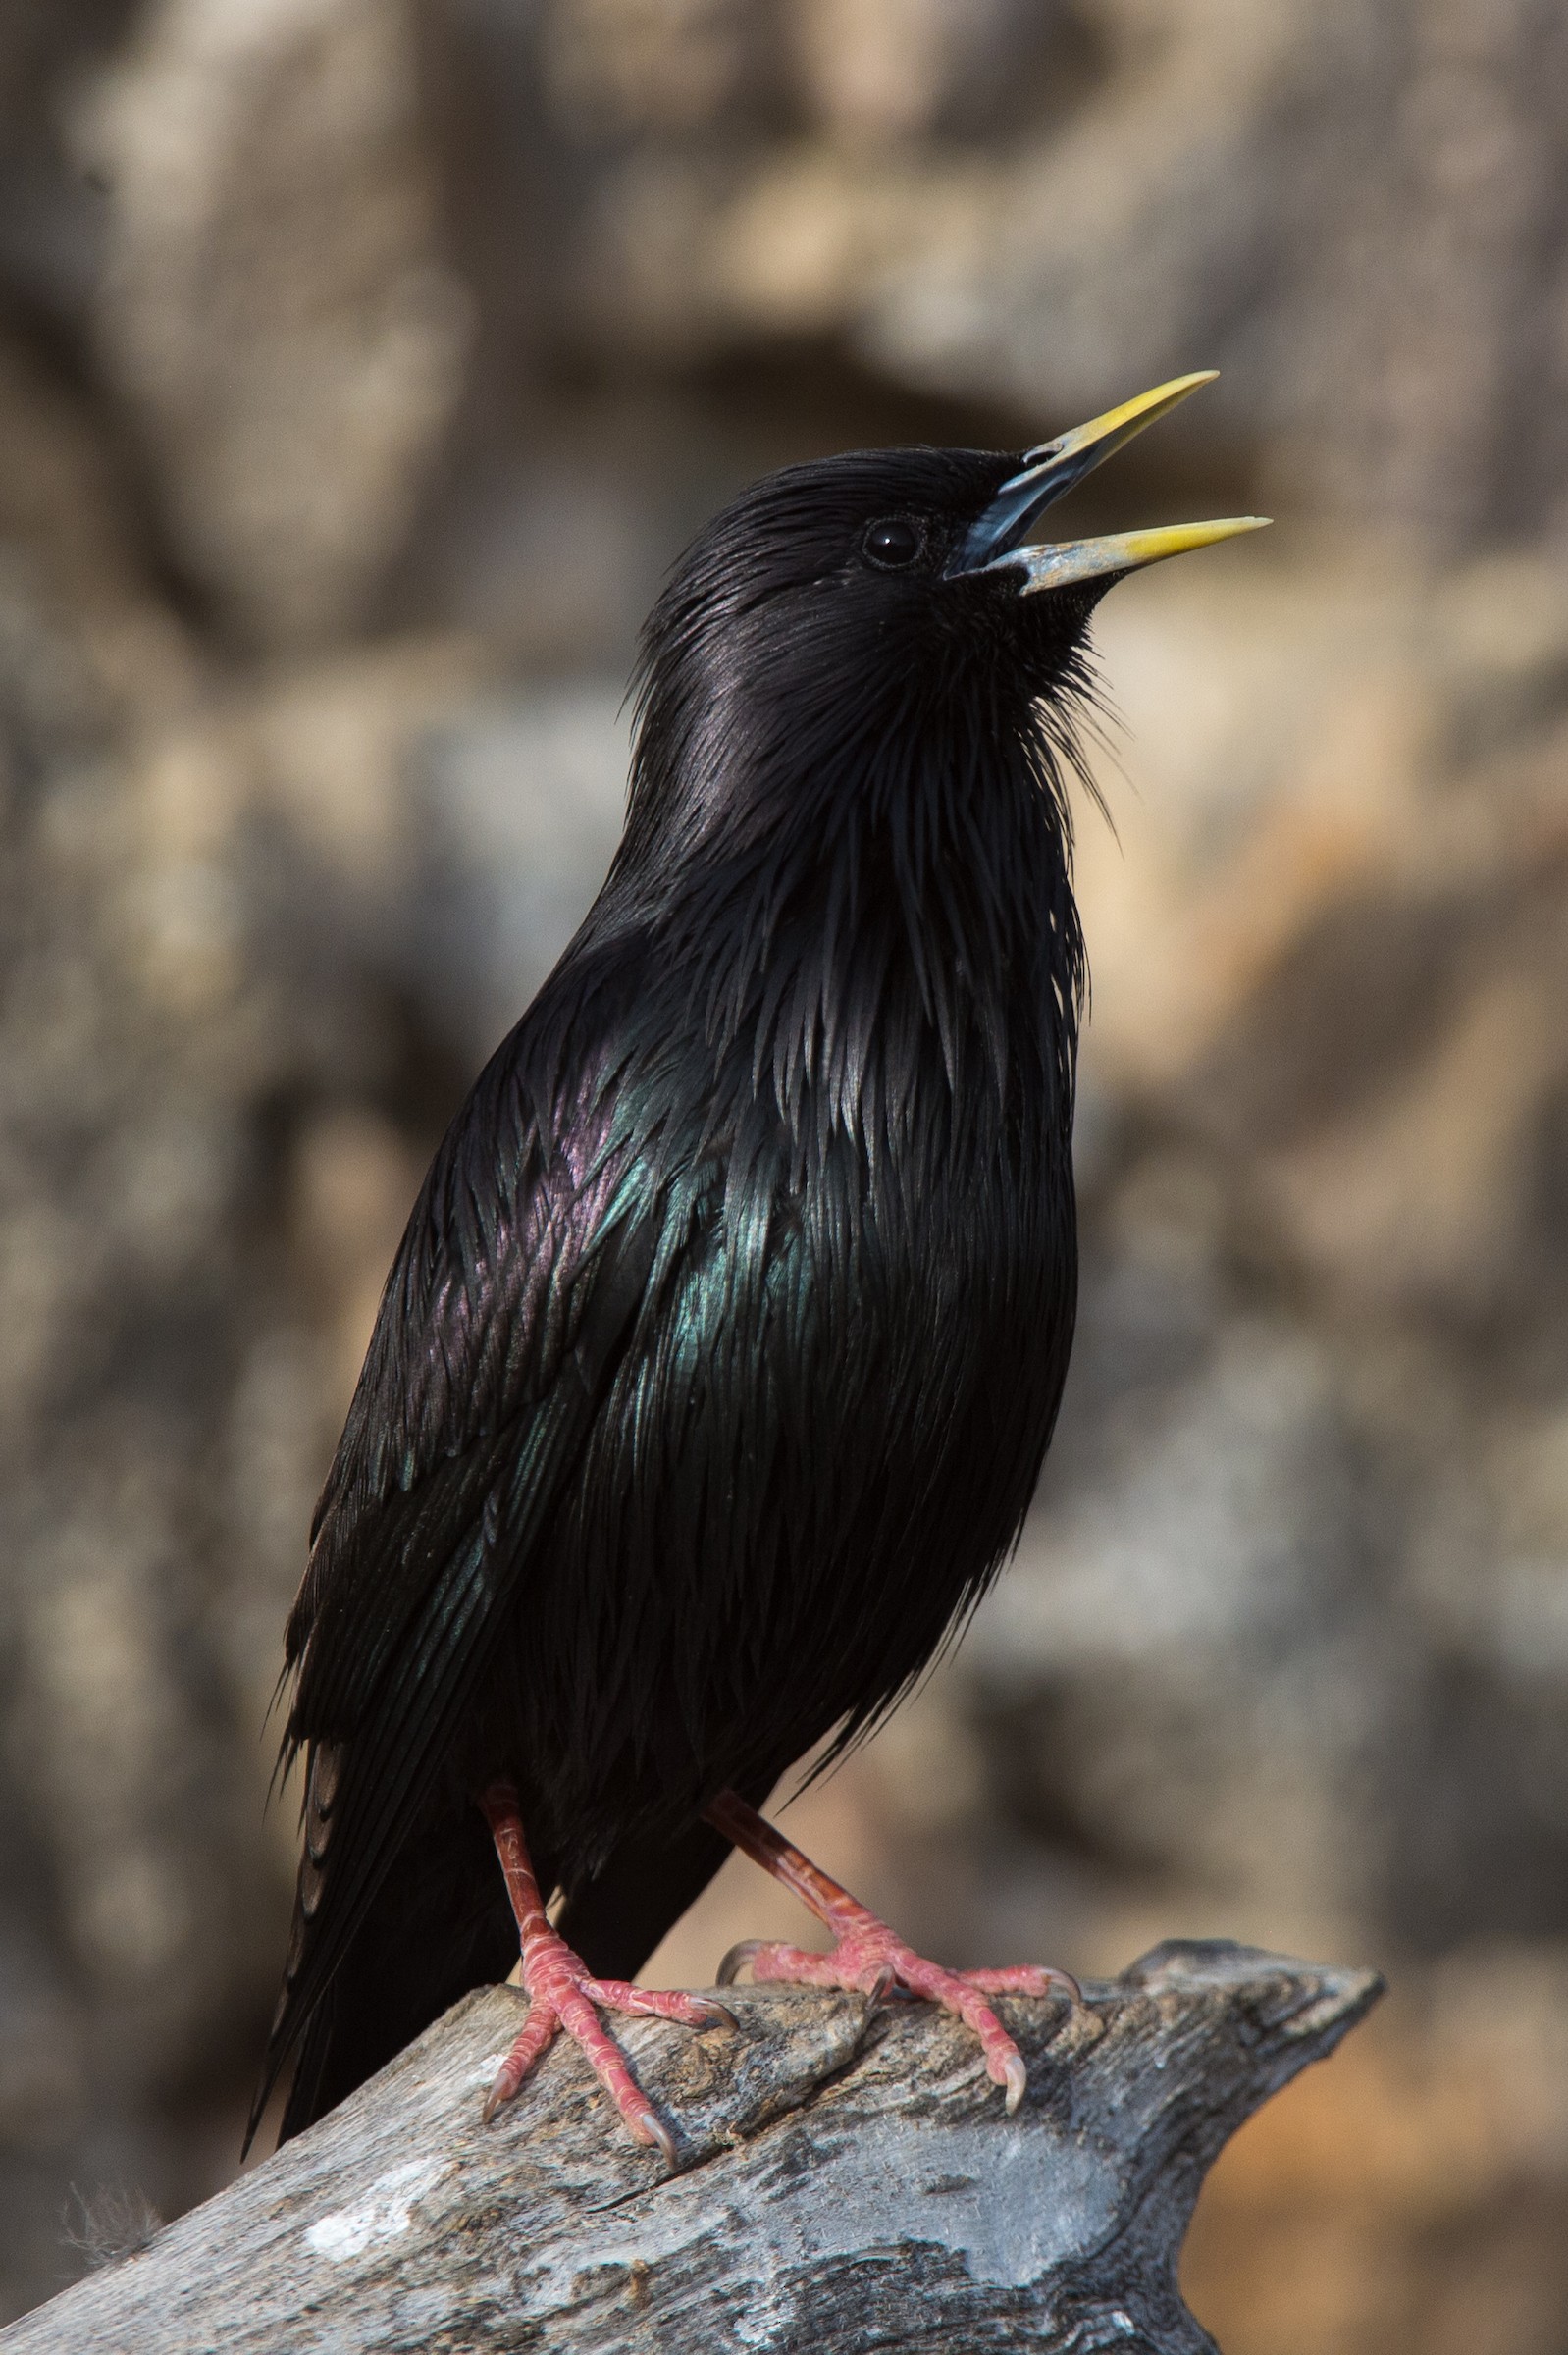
[583,1979,733,2030]
[482,2001,560,2122]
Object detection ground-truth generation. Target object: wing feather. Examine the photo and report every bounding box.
[248,1025,661,2141]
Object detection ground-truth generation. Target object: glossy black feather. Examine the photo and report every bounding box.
[253,446,1100,2146]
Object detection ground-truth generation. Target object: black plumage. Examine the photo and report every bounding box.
[254,393,1264,2144]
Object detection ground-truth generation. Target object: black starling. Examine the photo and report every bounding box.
[253,374,1265,2156]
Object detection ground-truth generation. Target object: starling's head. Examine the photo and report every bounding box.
[626,375,1266,864]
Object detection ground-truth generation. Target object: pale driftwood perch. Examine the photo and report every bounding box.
[3,1939,1380,2353]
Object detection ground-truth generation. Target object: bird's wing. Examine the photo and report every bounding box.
[251,1024,667,2136]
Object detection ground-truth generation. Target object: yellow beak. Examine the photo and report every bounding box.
[948,372,1270,590]
[1001,514,1270,595]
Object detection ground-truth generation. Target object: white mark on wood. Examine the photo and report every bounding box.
[464,2052,514,2089]
[304,2158,450,2263]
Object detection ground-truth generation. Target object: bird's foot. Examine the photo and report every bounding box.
[486,1932,732,2156]
[717,1923,1073,2113]
[704,1788,1076,2116]
[479,1779,731,2159]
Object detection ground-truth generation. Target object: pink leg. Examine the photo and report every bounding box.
[480,1783,732,2160]
[703,1787,1078,2115]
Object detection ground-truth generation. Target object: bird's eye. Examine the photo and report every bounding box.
[862,516,924,569]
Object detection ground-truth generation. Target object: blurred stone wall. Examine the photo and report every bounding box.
[0,2,1564,2346]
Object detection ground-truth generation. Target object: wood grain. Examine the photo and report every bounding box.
[1,1939,1382,2353]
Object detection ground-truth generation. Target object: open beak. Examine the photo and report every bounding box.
[948,372,1269,592]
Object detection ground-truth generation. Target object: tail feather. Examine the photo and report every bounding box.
[250,1786,517,2150]
[247,1741,344,2151]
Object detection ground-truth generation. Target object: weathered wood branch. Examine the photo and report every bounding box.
[3,1939,1381,2353]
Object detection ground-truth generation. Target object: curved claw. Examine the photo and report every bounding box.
[866,1963,898,2012]
[717,1938,764,1987]
[963,1962,1082,2005]
[999,2047,1028,2115]
[632,2106,679,2165]
[689,1995,739,2030]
